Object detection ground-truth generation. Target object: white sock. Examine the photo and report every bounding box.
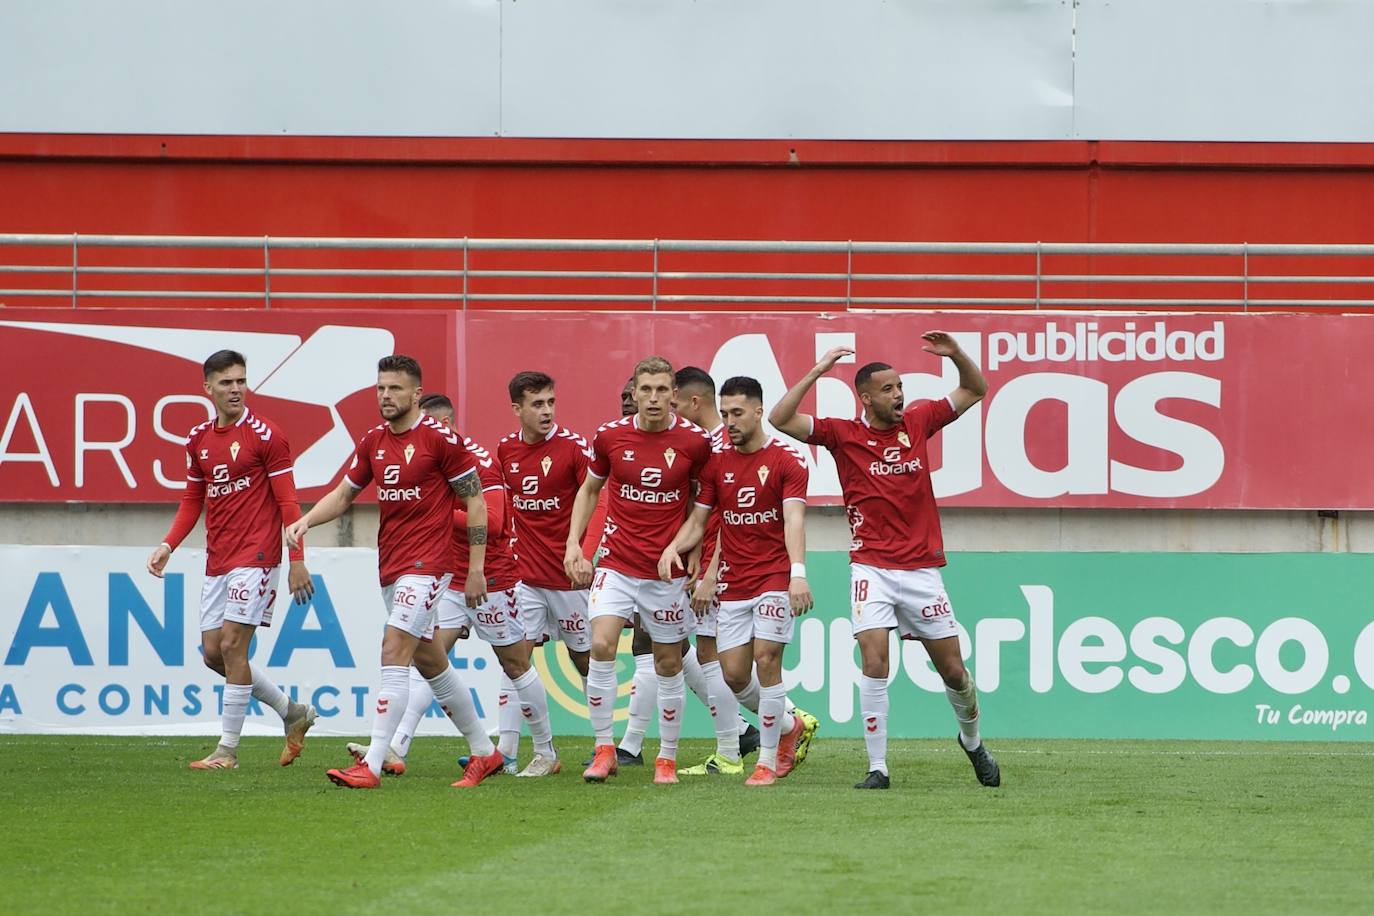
[364,666,410,776]
[758,682,787,770]
[249,664,290,719]
[734,669,761,715]
[682,646,711,709]
[429,665,494,757]
[219,682,251,750]
[657,672,686,761]
[512,667,555,758]
[859,674,889,776]
[498,672,521,758]
[619,654,656,755]
[701,660,740,760]
[391,667,431,759]
[587,658,618,747]
[946,677,982,750]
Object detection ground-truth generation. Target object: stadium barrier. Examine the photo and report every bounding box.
[3,547,1369,741]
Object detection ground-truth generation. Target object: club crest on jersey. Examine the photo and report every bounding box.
[757,464,770,485]
[404,443,416,464]
[897,431,911,448]
[664,447,677,468]
[541,455,552,476]
[229,441,241,461]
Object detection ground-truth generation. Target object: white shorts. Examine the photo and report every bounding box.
[516,582,591,652]
[381,573,453,641]
[589,568,695,643]
[471,587,524,648]
[850,564,960,641]
[717,591,793,652]
[200,566,280,632]
[436,590,472,631]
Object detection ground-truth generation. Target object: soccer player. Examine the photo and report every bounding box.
[769,336,1001,790]
[669,366,762,774]
[565,356,713,785]
[351,393,556,778]
[661,375,814,785]
[287,355,505,790]
[494,372,597,775]
[146,349,316,771]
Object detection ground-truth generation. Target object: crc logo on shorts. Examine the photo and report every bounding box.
[393,586,418,608]
[640,467,662,487]
[227,585,252,604]
[758,600,788,621]
[383,464,401,485]
[521,475,539,494]
[653,607,686,624]
[561,612,587,633]
[476,610,506,626]
[921,598,952,619]
[737,486,757,509]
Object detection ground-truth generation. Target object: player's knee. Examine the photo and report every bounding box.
[861,658,889,679]
[498,653,530,679]
[201,649,224,674]
[590,636,618,660]
[723,667,750,694]
[941,665,971,690]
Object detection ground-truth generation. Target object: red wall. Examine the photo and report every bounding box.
[3,135,1374,310]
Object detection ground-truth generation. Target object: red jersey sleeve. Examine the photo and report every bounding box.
[907,397,958,438]
[441,435,479,484]
[345,433,374,489]
[572,437,592,486]
[805,416,842,450]
[588,429,611,479]
[781,448,810,502]
[262,427,294,477]
[695,454,721,509]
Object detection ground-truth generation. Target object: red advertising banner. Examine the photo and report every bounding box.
[0,309,1367,508]
[0,310,457,502]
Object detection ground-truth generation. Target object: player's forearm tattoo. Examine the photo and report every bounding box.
[468,525,488,545]
[452,473,481,497]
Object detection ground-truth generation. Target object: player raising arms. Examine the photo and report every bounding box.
[770,335,1000,790]
[661,375,813,785]
[147,349,316,770]
[288,355,505,790]
[565,356,713,785]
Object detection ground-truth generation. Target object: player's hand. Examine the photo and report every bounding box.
[789,576,814,616]
[812,346,856,376]
[690,576,716,617]
[287,560,314,604]
[685,544,703,582]
[565,543,593,589]
[146,543,171,578]
[285,518,309,551]
[921,331,961,358]
[464,568,488,609]
[658,546,685,583]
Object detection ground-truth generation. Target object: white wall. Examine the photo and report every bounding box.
[3,0,1372,141]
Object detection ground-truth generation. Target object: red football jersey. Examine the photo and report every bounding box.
[588,413,713,581]
[184,408,294,576]
[498,424,593,590]
[696,438,809,600]
[697,423,730,575]
[805,397,958,571]
[345,415,478,586]
[450,436,517,590]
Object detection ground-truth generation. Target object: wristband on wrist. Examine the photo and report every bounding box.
[791,562,807,578]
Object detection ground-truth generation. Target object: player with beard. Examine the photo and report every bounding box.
[770,336,1000,790]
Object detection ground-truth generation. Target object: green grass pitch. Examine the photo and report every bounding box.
[3,735,1371,915]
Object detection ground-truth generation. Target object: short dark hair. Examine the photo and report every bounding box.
[203,349,246,379]
[854,361,893,390]
[418,393,453,413]
[509,371,554,404]
[674,366,716,396]
[719,375,763,402]
[378,354,422,383]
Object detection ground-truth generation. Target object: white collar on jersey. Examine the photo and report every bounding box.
[216,407,252,430]
[632,413,678,431]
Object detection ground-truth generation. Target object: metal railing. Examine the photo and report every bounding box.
[3,233,1374,310]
